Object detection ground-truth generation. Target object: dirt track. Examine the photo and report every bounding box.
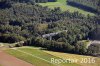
[0,50,34,66]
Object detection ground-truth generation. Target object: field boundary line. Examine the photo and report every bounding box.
[12,48,59,66]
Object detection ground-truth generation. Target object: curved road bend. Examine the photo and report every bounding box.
[87,40,100,48]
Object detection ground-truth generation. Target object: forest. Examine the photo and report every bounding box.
[0,0,100,56]
[0,0,57,3]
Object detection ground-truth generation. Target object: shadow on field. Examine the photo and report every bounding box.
[67,1,97,13]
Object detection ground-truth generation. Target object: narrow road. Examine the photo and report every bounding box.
[0,49,34,66]
[87,40,100,48]
[42,30,68,38]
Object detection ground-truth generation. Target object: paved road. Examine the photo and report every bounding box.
[87,40,100,48]
[0,49,34,66]
[42,30,68,38]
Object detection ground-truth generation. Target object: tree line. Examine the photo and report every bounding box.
[67,0,100,14]
[0,0,57,3]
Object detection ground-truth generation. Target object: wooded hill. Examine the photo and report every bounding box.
[0,0,100,56]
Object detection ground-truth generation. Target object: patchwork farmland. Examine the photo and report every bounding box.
[5,46,100,66]
[6,47,79,66]
[0,0,100,66]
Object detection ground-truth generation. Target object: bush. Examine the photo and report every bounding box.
[0,34,25,43]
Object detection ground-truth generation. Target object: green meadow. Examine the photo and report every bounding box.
[6,46,100,66]
[39,0,95,16]
[6,47,79,66]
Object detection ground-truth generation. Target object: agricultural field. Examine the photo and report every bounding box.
[39,0,95,16]
[6,46,80,66]
[6,46,100,66]
[44,50,100,66]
